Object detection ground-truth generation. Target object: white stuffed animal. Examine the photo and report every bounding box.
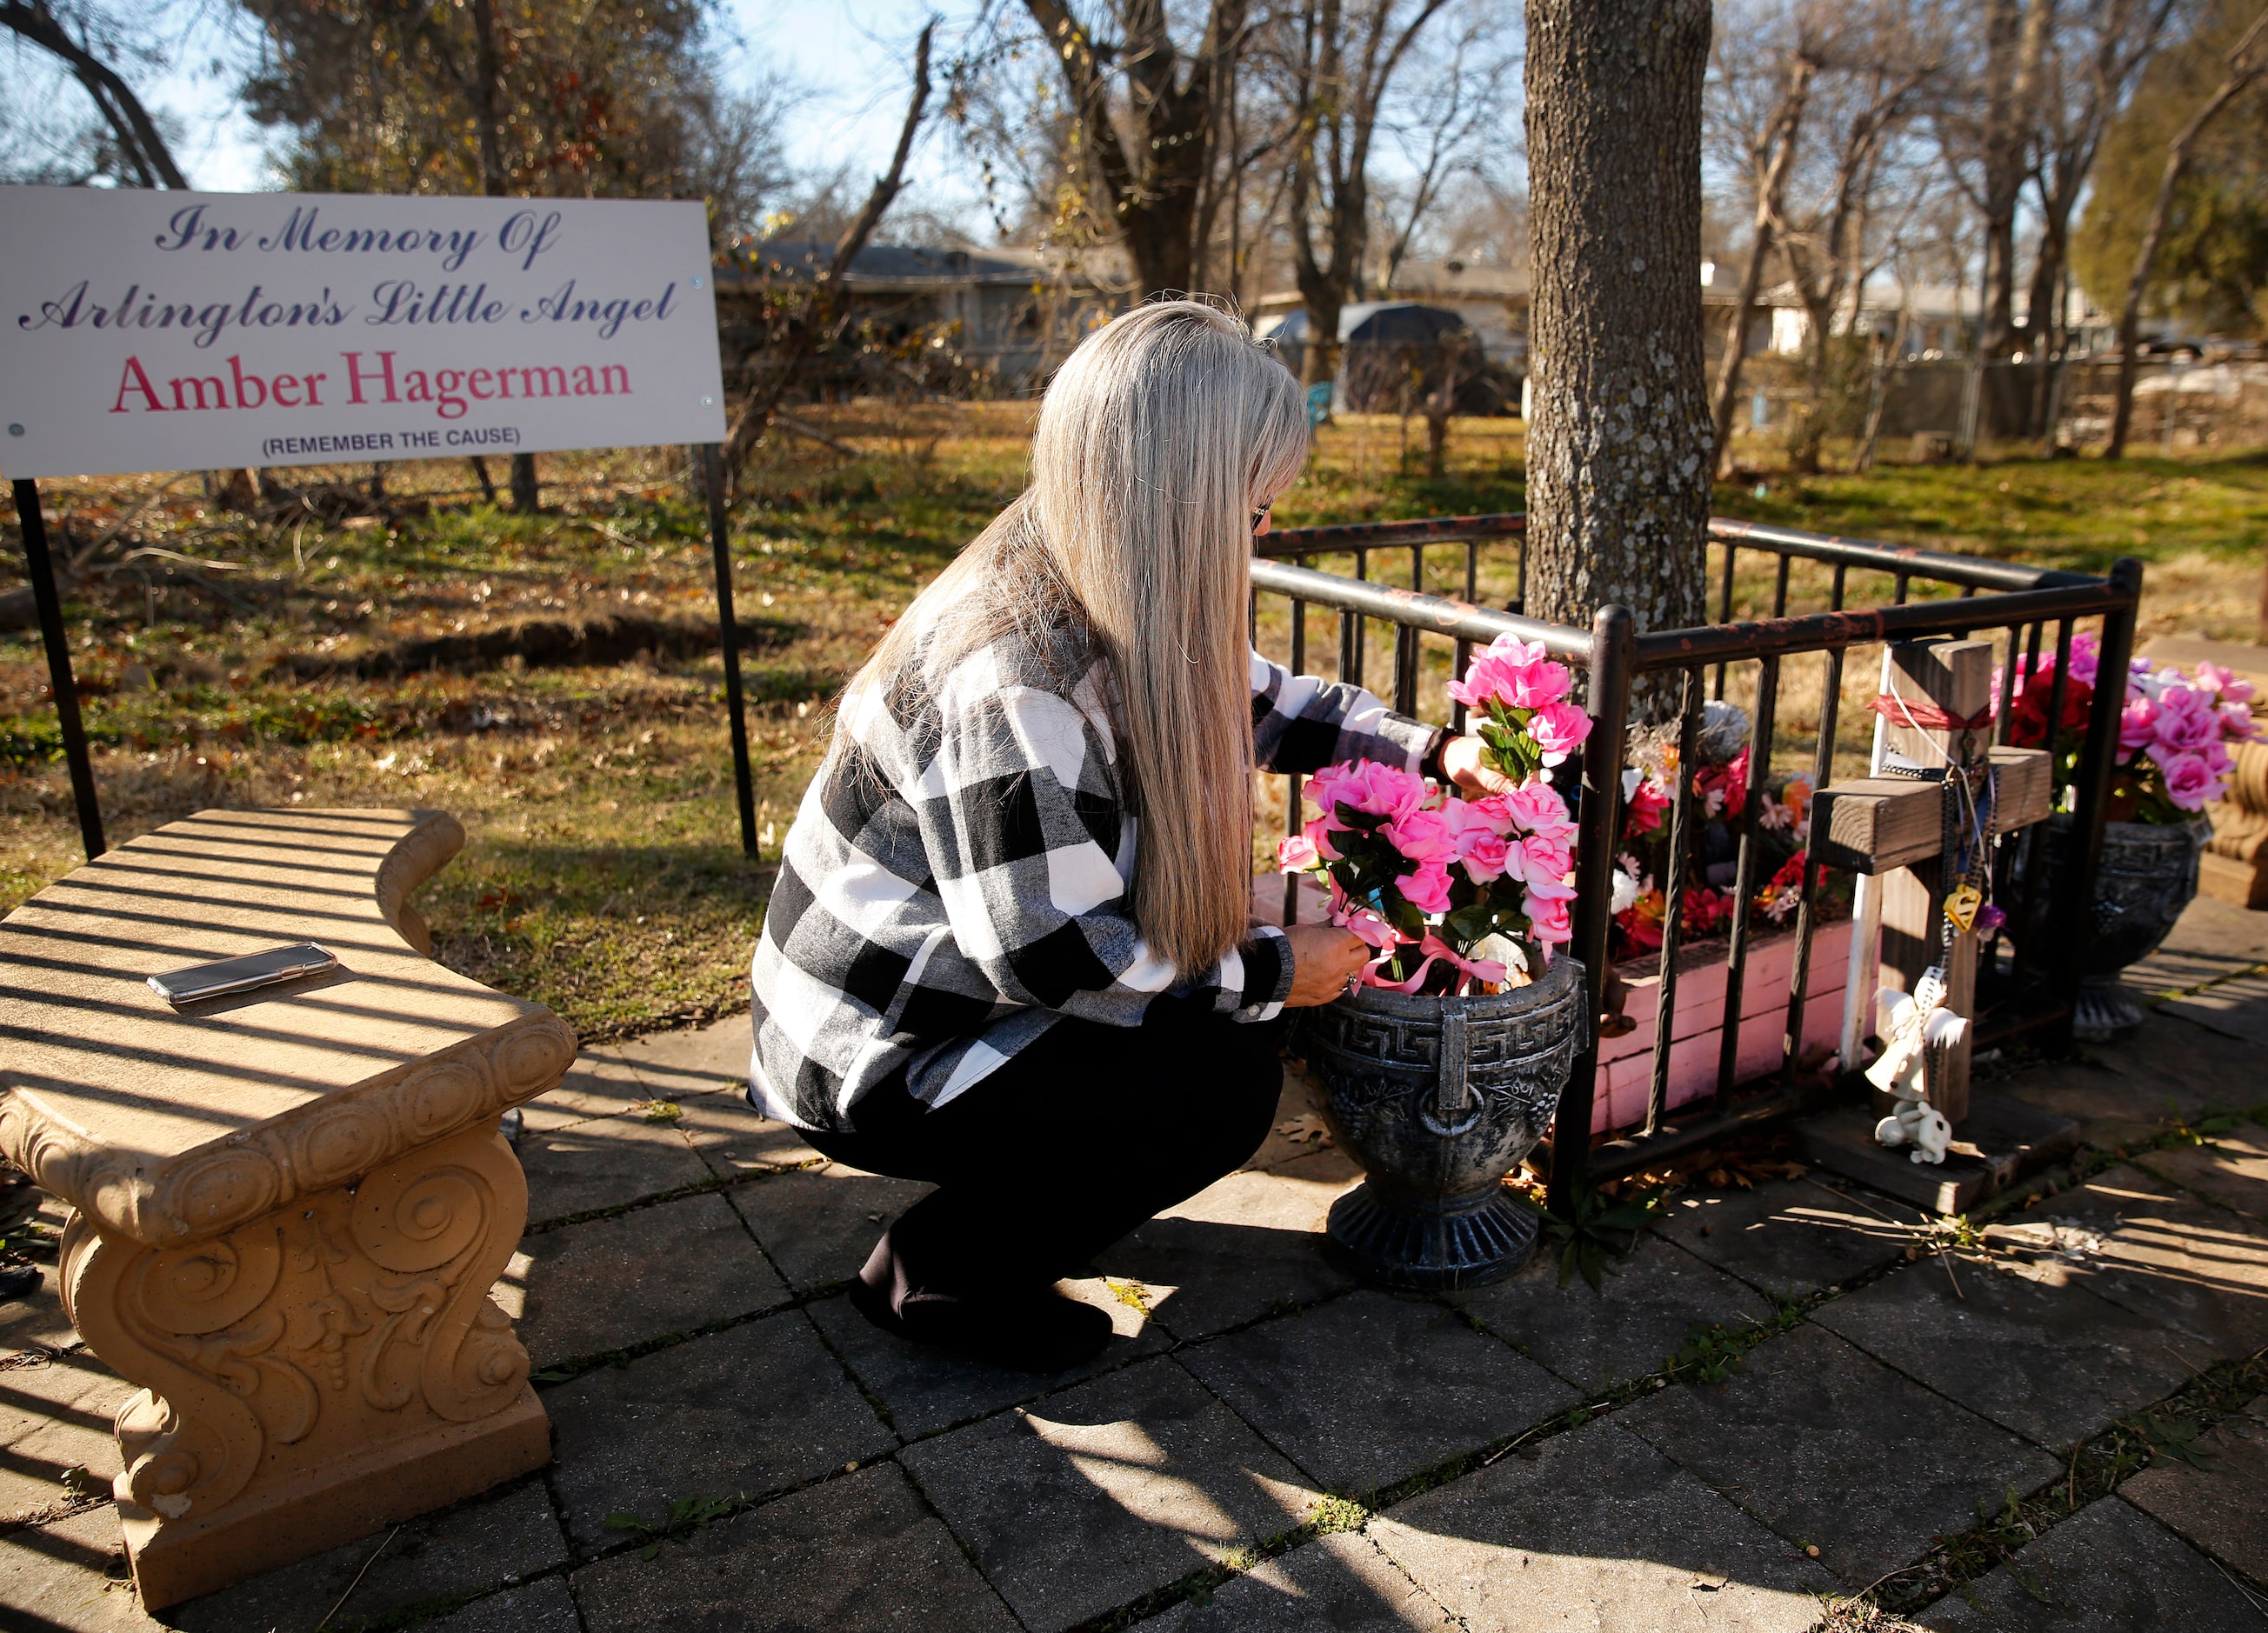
[1866,979,1966,1166]
[1875,1098,1953,1165]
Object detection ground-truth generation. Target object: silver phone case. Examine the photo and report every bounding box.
[147,942,337,1005]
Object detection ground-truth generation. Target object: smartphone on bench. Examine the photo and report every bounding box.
[148,942,338,1006]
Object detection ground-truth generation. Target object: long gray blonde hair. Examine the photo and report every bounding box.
[838,300,1311,976]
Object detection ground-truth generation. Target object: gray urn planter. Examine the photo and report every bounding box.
[1292,953,1588,1291]
[2021,814,2208,1042]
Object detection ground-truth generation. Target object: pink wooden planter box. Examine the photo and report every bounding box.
[1251,877,1855,1138]
[1591,918,1853,1135]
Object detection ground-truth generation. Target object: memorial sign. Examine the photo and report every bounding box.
[0,186,727,477]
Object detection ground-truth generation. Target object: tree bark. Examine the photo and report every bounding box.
[2107,5,2268,459]
[1523,0,1711,710]
[1023,0,1250,296]
[457,0,541,512]
[1976,0,2054,359]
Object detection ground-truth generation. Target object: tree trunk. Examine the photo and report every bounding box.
[1787,302,1833,474]
[461,0,540,512]
[1710,59,1813,481]
[1523,0,1711,710]
[2108,6,2268,459]
[1977,0,2053,359]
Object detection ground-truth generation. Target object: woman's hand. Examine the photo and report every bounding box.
[1441,734,1519,797]
[1282,924,1371,1006]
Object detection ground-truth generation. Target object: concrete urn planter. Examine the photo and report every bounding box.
[2020,813,2209,1042]
[1293,953,1588,1290]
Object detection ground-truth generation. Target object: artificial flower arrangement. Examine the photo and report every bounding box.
[1277,636,1593,996]
[1607,703,1844,963]
[1999,632,2258,821]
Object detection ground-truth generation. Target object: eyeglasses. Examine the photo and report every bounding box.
[1251,500,1272,532]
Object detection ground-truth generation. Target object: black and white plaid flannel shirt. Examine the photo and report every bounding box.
[747,622,1437,1132]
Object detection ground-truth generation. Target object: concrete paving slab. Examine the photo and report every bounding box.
[808,1281,1164,1442]
[1657,1177,1925,1299]
[518,1110,711,1226]
[2140,1129,2268,1223]
[0,1195,86,1357]
[1176,1290,1577,1496]
[0,1504,157,1631]
[2162,975,2268,1050]
[0,1273,79,1360]
[1811,1253,2196,1449]
[726,1163,935,1295]
[2120,1396,2268,1586]
[0,1350,133,1527]
[424,1575,582,1633]
[1616,1322,2062,1587]
[1097,1165,1359,1342]
[616,1015,760,1103]
[1453,1236,1775,1393]
[169,1476,567,1632]
[507,1191,790,1368]
[570,1463,1017,1633]
[1995,1047,2213,1150]
[2125,895,2268,996]
[1241,1062,1335,1175]
[1917,1496,2267,1631]
[545,1310,892,1551]
[1147,1531,1456,1631]
[1990,1167,2268,1367]
[670,1090,824,1180]
[2079,1010,2264,1125]
[1368,1417,1838,1633]
[521,1049,652,1133]
[899,1355,1319,1632]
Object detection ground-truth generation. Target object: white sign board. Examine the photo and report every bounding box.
[0,187,727,479]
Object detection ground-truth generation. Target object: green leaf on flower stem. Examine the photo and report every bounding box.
[1444,904,1493,941]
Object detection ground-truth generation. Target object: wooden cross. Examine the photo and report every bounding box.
[1810,638,2054,1126]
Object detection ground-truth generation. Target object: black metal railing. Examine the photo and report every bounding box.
[1253,512,2139,1209]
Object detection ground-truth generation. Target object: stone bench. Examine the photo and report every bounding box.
[0,809,576,1610]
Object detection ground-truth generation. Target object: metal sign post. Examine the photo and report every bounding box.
[10,478,104,860]
[703,443,757,856]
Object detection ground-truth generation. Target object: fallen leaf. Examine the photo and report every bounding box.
[1275,1113,1332,1146]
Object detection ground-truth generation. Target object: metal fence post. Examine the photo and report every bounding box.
[1549,603,1633,1217]
[10,479,104,861]
[702,444,758,856]
[2051,555,2143,1049]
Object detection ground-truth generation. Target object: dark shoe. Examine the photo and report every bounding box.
[848,1274,1112,1373]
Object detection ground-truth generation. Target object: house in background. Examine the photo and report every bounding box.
[711,241,1124,397]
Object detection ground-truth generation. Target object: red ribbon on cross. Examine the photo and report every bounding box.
[1866,694,1995,732]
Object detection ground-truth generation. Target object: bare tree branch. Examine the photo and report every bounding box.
[722,20,937,487]
[0,0,185,187]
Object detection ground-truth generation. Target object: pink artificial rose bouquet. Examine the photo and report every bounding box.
[1277,635,1592,996]
[1446,635,1594,784]
[1999,633,2258,821]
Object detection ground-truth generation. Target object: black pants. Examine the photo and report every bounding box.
[807,1010,1284,1303]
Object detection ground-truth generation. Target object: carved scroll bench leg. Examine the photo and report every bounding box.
[58,1125,550,1610]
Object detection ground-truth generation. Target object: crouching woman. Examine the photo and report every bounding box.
[747,300,1505,1370]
